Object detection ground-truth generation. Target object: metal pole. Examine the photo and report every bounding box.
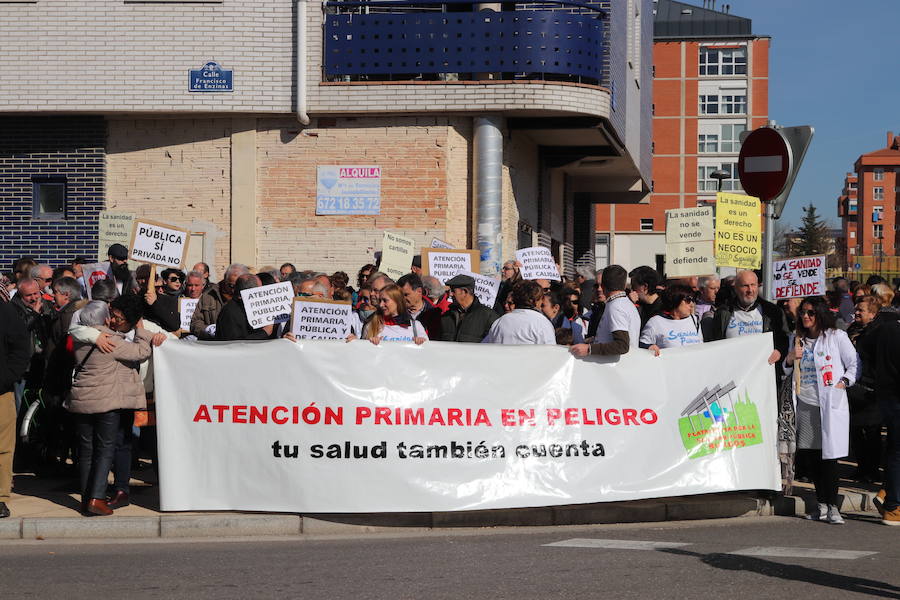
[474,116,504,278]
[762,201,774,301]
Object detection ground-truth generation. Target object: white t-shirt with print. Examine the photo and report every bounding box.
[367,320,428,343]
[796,337,819,406]
[595,294,641,348]
[640,315,703,349]
[725,307,764,338]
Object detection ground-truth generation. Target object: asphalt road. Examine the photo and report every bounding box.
[1,515,898,599]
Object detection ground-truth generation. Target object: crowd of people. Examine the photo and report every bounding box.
[0,244,897,529]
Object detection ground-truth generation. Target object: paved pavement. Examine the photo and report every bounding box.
[0,517,896,599]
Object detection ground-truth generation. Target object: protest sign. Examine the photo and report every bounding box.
[458,270,501,308]
[155,334,780,513]
[290,298,353,340]
[179,297,199,332]
[129,218,190,269]
[81,262,111,300]
[422,249,480,284]
[715,193,761,269]
[98,211,138,268]
[665,206,716,277]
[430,238,454,250]
[380,231,416,281]
[771,255,826,300]
[240,281,294,328]
[515,247,561,281]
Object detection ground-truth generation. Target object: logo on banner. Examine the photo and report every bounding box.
[678,382,763,459]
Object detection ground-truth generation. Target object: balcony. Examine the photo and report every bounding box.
[323,0,606,86]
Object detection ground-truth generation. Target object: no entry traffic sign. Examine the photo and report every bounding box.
[738,127,793,202]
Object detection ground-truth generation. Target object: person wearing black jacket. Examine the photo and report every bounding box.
[1,301,31,518]
[872,313,900,525]
[215,274,275,341]
[440,274,498,343]
[704,269,789,377]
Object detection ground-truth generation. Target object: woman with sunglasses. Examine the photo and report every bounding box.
[350,284,426,345]
[639,283,702,356]
[784,296,858,525]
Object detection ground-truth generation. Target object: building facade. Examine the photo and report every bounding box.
[595,0,768,272]
[0,0,653,279]
[835,172,858,272]
[838,132,900,279]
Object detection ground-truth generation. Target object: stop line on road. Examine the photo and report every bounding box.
[543,539,878,560]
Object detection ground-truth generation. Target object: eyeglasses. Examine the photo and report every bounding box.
[502,266,514,271]
[167,277,182,282]
[801,309,817,318]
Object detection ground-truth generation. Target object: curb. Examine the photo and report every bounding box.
[0,492,771,540]
[773,487,880,517]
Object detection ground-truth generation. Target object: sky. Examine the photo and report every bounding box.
[703,0,898,227]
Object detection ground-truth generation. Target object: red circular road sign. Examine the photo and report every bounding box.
[738,127,792,201]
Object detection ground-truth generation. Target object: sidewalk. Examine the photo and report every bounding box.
[0,461,882,540]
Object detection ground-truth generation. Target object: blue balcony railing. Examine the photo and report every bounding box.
[324,0,606,84]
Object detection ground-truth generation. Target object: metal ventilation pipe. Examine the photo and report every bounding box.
[474,116,503,278]
[296,0,311,125]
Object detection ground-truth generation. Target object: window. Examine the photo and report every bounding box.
[720,124,745,152]
[595,234,610,270]
[699,95,718,114]
[640,218,654,232]
[874,224,884,238]
[721,93,747,114]
[32,177,66,220]
[698,134,719,153]
[873,243,883,255]
[698,163,739,192]
[874,186,884,201]
[850,231,856,239]
[699,47,747,76]
[875,168,884,181]
[848,181,857,190]
[850,247,856,255]
[849,200,858,211]
[874,206,884,222]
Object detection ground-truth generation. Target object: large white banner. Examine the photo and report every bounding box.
[154,335,780,513]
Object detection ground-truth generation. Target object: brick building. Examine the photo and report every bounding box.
[836,132,900,279]
[835,172,858,272]
[0,0,653,280]
[595,0,768,272]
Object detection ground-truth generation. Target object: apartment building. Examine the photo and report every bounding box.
[595,0,768,272]
[835,173,858,271]
[0,0,653,279]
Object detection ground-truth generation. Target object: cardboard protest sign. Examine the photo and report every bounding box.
[457,270,501,308]
[430,238,454,249]
[179,297,200,332]
[129,218,190,269]
[665,207,716,277]
[290,297,353,340]
[380,231,416,281]
[515,247,561,281]
[422,248,480,284]
[771,255,826,300]
[240,281,294,328]
[715,193,761,269]
[98,211,138,269]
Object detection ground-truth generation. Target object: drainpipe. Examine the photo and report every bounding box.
[296,0,311,125]
[474,116,503,278]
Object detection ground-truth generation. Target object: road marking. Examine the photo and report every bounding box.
[729,547,877,560]
[544,539,691,550]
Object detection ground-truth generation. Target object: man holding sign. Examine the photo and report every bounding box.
[215,275,275,341]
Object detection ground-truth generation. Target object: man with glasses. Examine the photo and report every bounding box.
[29,264,54,301]
[704,269,788,374]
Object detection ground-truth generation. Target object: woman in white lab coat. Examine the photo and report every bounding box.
[784,296,858,524]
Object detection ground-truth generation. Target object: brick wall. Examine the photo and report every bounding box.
[255,116,455,275]
[0,117,105,271]
[106,118,233,277]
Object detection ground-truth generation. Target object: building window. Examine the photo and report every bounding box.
[720,124,745,152]
[848,181,857,189]
[874,168,884,181]
[699,95,718,115]
[873,243,883,255]
[698,134,719,153]
[850,231,856,238]
[849,200,858,211]
[721,93,747,114]
[874,224,884,238]
[699,47,747,76]
[595,234,610,270]
[874,206,884,222]
[640,218,654,231]
[874,186,884,201]
[698,163,739,192]
[32,177,66,220]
